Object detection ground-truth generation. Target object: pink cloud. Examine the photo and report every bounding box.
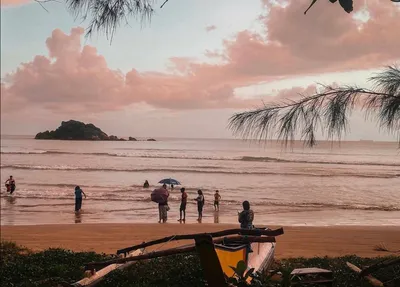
[2,0,399,114]
[1,0,31,6]
[205,25,217,32]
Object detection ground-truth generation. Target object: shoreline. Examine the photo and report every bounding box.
[2,224,399,258]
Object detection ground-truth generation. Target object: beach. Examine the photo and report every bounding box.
[2,224,399,258]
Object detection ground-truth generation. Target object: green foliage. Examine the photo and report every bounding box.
[1,241,399,287]
[100,253,206,287]
[278,255,400,287]
[226,260,255,287]
[0,241,111,287]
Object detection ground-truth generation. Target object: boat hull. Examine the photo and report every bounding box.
[215,242,275,278]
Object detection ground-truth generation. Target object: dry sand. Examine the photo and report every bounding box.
[1,224,399,258]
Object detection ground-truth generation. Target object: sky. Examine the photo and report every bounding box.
[1,0,399,140]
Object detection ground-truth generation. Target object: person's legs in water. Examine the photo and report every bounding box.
[178,203,186,222]
[75,198,82,212]
[10,184,16,195]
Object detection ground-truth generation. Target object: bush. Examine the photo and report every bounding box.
[1,241,399,287]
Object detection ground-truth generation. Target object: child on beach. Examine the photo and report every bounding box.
[178,187,188,223]
[194,190,205,222]
[74,186,86,212]
[238,200,254,229]
[214,190,221,211]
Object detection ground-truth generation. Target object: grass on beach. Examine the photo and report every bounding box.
[1,241,399,287]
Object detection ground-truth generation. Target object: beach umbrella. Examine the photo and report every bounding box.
[158,178,181,185]
[151,187,169,204]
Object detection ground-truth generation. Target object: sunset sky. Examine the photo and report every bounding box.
[1,0,399,140]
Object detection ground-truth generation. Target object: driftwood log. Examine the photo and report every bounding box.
[86,235,277,270]
[116,227,284,255]
[360,257,400,277]
[346,262,384,287]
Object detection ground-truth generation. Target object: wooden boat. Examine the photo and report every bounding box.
[76,227,284,287]
[213,236,276,278]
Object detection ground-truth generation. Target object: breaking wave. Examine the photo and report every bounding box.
[1,164,398,179]
[2,150,399,167]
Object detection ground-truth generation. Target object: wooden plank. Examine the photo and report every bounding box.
[86,236,276,270]
[291,268,332,276]
[346,262,384,287]
[73,249,142,287]
[116,228,284,255]
[195,235,228,287]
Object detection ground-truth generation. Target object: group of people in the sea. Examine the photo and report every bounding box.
[147,181,254,228]
[4,175,254,228]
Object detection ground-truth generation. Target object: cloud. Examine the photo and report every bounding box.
[2,0,399,115]
[1,0,31,6]
[1,27,256,114]
[205,25,217,32]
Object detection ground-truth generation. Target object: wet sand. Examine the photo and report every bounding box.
[1,224,399,258]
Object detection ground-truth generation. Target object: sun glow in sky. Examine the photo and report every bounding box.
[1,0,399,140]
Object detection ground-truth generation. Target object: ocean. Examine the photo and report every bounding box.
[1,135,399,226]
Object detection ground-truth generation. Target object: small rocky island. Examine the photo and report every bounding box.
[35,120,156,141]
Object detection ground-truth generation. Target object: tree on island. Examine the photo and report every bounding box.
[228,65,400,147]
[57,0,399,38]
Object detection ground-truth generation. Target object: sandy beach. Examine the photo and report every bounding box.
[2,224,399,258]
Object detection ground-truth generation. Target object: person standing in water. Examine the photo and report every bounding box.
[158,184,169,223]
[178,187,188,223]
[5,176,16,195]
[213,190,221,211]
[194,190,205,222]
[143,180,150,188]
[74,186,86,212]
[238,200,254,229]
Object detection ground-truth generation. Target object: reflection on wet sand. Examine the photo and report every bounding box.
[74,211,82,224]
[214,211,219,224]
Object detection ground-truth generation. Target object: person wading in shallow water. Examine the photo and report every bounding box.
[5,176,16,195]
[194,190,205,223]
[214,190,221,211]
[74,186,87,212]
[178,187,188,223]
[158,184,169,223]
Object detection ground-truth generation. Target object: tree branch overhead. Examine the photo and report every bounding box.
[228,66,400,147]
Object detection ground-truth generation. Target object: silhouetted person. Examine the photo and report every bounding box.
[143,180,150,188]
[238,201,254,229]
[158,184,169,223]
[214,190,221,211]
[178,187,188,223]
[74,186,86,212]
[5,176,16,195]
[194,190,205,222]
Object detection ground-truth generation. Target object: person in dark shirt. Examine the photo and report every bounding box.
[238,200,254,229]
[194,190,205,222]
[178,187,188,223]
[5,176,16,194]
[143,180,150,188]
[74,186,87,212]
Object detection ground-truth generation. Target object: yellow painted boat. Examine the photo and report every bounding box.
[81,227,284,287]
[215,240,276,277]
